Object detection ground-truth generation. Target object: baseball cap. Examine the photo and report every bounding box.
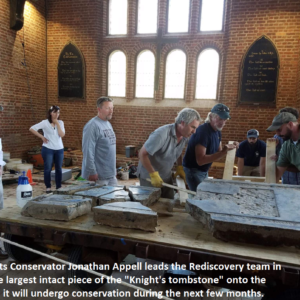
[266,112,297,132]
[211,104,231,120]
[247,129,259,138]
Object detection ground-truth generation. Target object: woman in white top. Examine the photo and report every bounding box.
[30,105,65,193]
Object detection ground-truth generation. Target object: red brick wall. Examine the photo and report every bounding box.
[0,0,46,158]
[2,0,300,163]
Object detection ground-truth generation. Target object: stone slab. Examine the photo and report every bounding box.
[54,182,102,195]
[98,190,130,205]
[197,180,240,195]
[128,186,161,206]
[93,202,157,232]
[188,179,300,246]
[75,186,125,206]
[21,194,91,221]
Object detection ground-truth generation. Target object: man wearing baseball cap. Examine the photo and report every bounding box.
[266,111,300,182]
[183,104,239,191]
[236,129,266,177]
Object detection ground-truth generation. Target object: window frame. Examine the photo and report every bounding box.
[164,48,188,100]
[134,49,156,98]
[107,0,129,36]
[166,0,192,34]
[199,0,226,33]
[107,49,127,97]
[194,47,221,100]
[136,0,159,35]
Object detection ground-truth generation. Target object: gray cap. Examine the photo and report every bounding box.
[266,112,297,132]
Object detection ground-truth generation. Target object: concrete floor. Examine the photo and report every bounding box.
[0,171,261,300]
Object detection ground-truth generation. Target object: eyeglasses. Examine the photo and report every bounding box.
[50,105,60,111]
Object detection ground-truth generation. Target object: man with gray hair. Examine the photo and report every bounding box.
[183,104,239,191]
[137,108,201,199]
[82,97,117,186]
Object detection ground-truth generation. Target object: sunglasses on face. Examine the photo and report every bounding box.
[50,105,60,111]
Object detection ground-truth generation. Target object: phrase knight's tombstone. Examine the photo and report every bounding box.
[239,36,279,105]
[58,42,85,99]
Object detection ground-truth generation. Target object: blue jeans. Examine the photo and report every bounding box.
[184,167,208,192]
[41,147,64,189]
[282,171,300,185]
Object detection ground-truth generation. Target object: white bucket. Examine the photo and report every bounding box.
[5,162,22,171]
[120,171,129,180]
[9,158,22,163]
[17,164,33,173]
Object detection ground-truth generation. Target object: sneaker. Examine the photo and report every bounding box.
[0,249,8,259]
[46,188,52,194]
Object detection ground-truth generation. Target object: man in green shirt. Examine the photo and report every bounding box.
[267,111,300,182]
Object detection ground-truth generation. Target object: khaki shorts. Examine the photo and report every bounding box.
[242,166,260,177]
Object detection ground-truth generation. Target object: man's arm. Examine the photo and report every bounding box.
[276,166,287,182]
[259,157,266,177]
[82,125,98,181]
[237,158,244,176]
[139,146,156,174]
[195,143,235,166]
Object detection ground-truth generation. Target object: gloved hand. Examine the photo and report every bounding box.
[173,165,186,183]
[149,171,163,188]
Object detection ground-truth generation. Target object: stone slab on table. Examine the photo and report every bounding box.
[21,194,91,221]
[93,202,157,232]
[75,186,126,206]
[54,182,103,195]
[187,179,300,246]
[128,186,161,206]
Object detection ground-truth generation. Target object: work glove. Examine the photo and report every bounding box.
[173,165,186,183]
[149,171,163,188]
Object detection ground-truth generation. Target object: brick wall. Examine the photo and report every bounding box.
[2,0,300,167]
[0,0,46,158]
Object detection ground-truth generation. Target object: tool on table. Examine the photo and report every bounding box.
[146,178,196,196]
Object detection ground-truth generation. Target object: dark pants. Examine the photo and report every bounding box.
[139,174,174,199]
[41,146,64,189]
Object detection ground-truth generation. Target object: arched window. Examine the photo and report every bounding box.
[109,0,128,35]
[168,0,190,33]
[108,51,126,97]
[137,0,158,34]
[165,50,186,99]
[200,0,224,31]
[196,49,220,99]
[136,50,155,98]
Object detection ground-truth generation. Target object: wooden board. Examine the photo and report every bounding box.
[232,175,265,182]
[0,202,299,267]
[265,139,276,183]
[176,177,188,206]
[223,141,236,180]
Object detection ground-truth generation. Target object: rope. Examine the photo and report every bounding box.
[0,236,174,300]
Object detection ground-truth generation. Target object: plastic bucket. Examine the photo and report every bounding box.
[120,171,129,180]
[17,164,33,173]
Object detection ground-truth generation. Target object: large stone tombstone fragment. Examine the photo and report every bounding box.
[21,194,91,221]
[186,179,300,246]
[75,186,126,206]
[128,186,161,206]
[54,182,102,195]
[93,202,157,232]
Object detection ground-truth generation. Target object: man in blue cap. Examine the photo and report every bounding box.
[236,129,266,177]
[183,104,239,191]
